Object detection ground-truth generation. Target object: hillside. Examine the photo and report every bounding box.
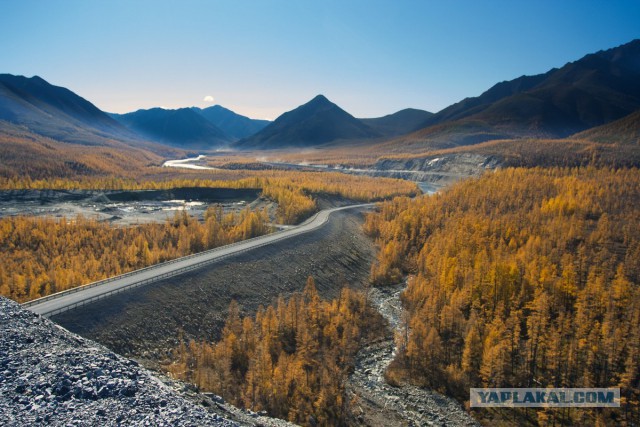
[360,108,433,137]
[112,107,231,150]
[365,168,640,425]
[572,108,640,144]
[193,105,270,140]
[235,95,381,149]
[390,39,640,150]
[0,74,137,146]
[0,122,166,180]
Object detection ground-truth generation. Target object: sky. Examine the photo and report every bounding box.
[2,1,640,120]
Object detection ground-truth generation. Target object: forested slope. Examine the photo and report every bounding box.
[365,167,640,425]
[168,278,386,426]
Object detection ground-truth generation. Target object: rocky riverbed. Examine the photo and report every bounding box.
[347,284,479,427]
[0,187,270,226]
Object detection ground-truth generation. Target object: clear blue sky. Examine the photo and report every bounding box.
[2,0,639,120]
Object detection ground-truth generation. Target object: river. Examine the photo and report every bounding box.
[162,155,218,170]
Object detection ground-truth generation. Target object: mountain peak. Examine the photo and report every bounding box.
[235,95,379,149]
[309,94,330,103]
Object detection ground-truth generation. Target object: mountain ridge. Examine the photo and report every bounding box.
[392,39,640,150]
[0,74,135,145]
[112,107,231,150]
[3,39,640,158]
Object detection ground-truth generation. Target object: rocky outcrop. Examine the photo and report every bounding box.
[373,153,500,185]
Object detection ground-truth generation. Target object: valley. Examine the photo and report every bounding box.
[1,24,640,427]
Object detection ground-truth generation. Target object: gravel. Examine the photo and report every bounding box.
[0,297,239,427]
[347,284,480,427]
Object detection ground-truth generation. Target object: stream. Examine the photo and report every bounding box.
[347,283,479,426]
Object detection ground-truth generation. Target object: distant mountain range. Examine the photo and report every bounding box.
[0,73,272,152]
[235,39,640,151]
[110,105,272,149]
[2,38,640,159]
[235,95,436,149]
[0,74,134,146]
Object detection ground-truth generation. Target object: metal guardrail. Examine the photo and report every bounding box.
[23,209,327,310]
[26,205,382,317]
[40,243,259,317]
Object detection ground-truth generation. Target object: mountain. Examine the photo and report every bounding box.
[360,108,433,137]
[395,39,640,150]
[235,95,381,149]
[112,107,231,150]
[419,72,554,128]
[0,74,183,180]
[192,105,270,140]
[0,74,134,145]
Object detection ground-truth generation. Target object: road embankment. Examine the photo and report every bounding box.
[51,208,376,361]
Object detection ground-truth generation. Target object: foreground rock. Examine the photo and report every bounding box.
[0,297,239,426]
